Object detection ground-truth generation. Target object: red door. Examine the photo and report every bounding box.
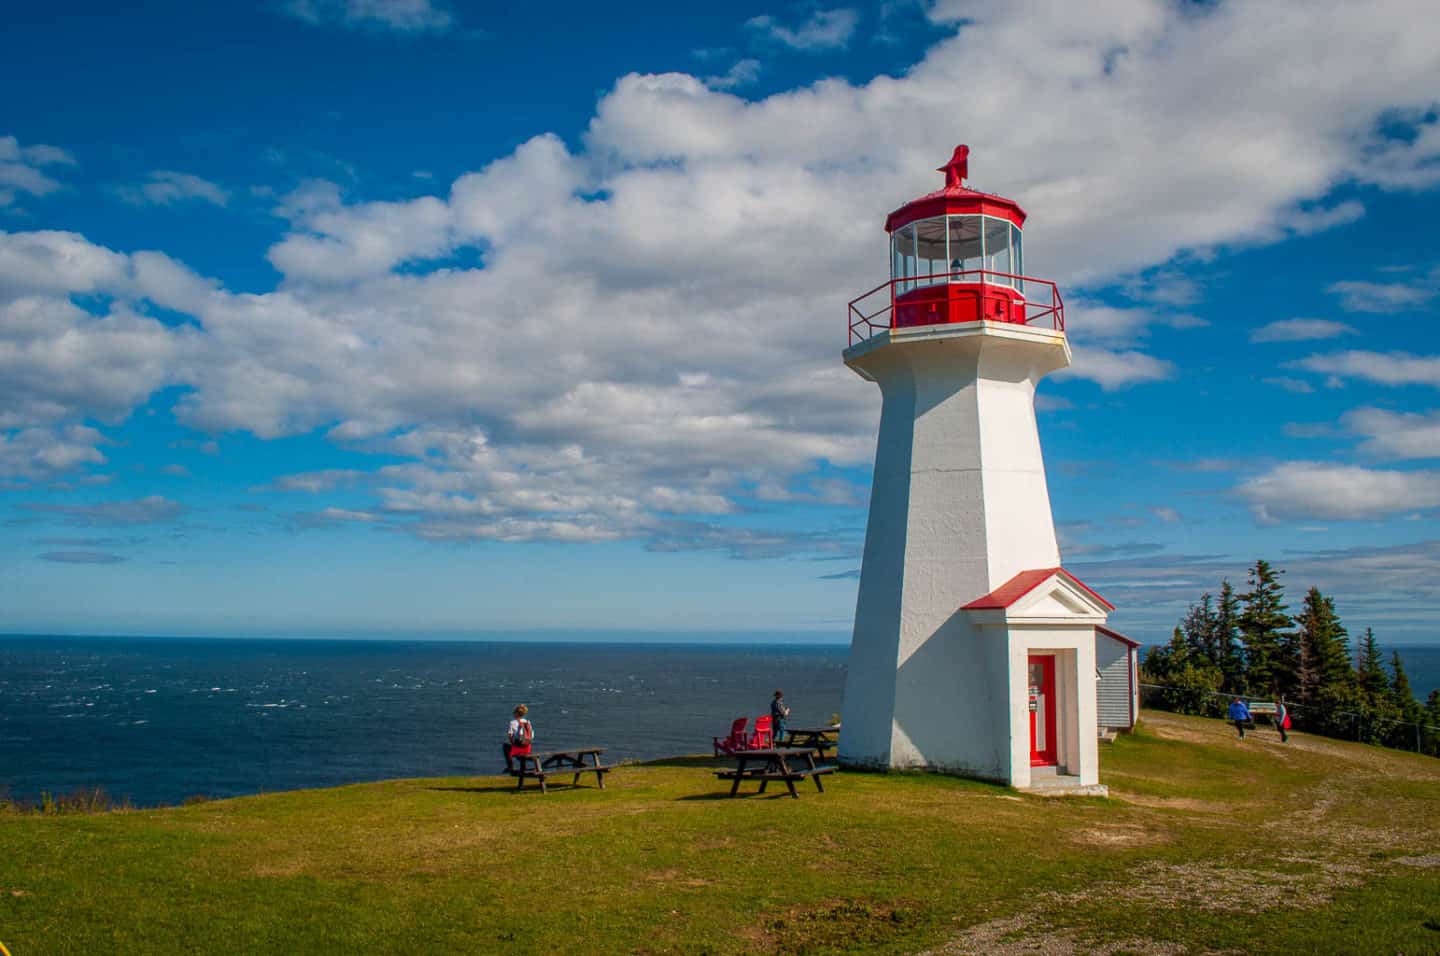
[1028,655,1057,767]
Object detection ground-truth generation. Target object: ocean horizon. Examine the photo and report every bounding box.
[2,634,1435,808]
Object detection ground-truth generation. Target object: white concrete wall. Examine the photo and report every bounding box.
[839,322,1071,777]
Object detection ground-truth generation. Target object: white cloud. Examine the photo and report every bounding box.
[1293,350,1440,388]
[11,1,1440,550]
[21,495,187,526]
[1059,347,1175,390]
[1237,462,1440,522]
[1343,407,1440,461]
[0,425,106,480]
[1326,278,1437,313]
[0,134,75,208]
[746,9,859,51]
[114,171,230,208]
[705,59,762,91]
[1250,318,1355,343]
[282,0,452,32]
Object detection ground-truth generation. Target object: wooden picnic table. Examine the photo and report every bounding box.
[511,747,610,794]
[781,726,840,754]
[714,747,836,799]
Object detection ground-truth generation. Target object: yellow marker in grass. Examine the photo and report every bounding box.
[0,939,12,956]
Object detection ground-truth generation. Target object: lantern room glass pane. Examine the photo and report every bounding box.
[947,215,982,279]
[983,216,1012,286]
[915,217,947,288]
[1011,223,1024,296]
[893,222,917,294]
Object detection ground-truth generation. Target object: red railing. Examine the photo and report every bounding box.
[847,270,1065,347]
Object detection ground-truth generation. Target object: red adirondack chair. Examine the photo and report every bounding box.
[713,717,749,756]
[749,715,774,750]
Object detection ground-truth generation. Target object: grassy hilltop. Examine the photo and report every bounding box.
[2,711,1438,955]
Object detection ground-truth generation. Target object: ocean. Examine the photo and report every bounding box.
[0,636,846,807]
[1,636,1435,808]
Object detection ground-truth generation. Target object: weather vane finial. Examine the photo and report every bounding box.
[939,144,970,188]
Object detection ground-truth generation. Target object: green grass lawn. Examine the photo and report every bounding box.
[3,711,1438,954]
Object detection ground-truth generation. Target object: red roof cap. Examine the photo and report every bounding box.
[885,144,1027,234]
[962,567,1116,612]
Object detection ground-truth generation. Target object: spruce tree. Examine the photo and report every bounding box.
[1180,593,1218,667]
[1355,628,1389,700]
[1294,587,1351,706]
[1353,628,1399,744]
[1215,581,1245,694]
[1239,560,1295,696]
[1388,652,1424,751]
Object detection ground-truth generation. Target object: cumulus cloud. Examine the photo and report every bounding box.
[281,0,452,32]
[0,426,107,480]
[746,9,859,51]
[1292,350,1440,388]
[705,59,762,91]
[114,170,230,208]
[1250,318,1356,343]
[1343,407,1440,461]
[1236,462,1440,522]
[0,134,75,208]
[10,1,1440,552]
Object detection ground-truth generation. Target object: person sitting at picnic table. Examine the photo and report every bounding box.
[771,690,791,747]
[1228,697,1251,739]
[504,704,534,771]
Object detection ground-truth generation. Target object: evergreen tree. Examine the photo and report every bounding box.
[1355,628,1389,700]
[1239,560,1295,696]
[1215,581,1246,694]
[1142,627,1223,717]
[1294,587,1352,706]
[1424,690,1440,758]
[1352,628,1399,744]
[1387,651,1425,750]
[1179,593,1218,667]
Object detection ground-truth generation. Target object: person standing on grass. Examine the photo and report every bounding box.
[503,704,533,771]
[771,690,791,748]
[1275,698,1290,743]
[1228,697,1251,739]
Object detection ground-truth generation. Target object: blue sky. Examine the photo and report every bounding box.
[2,0,1440,643]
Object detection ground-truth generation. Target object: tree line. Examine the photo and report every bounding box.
[1141,558,1440,755]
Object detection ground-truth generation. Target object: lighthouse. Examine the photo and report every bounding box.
[839,146,1112,793]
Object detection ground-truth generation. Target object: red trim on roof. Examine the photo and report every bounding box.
[962,567,1116,612]
[1096,624,1140,648]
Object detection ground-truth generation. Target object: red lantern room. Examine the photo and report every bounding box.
[847,145,1064,346]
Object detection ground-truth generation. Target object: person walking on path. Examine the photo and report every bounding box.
[1275,699,1290,743]
[771,690,791,748]
[503,704,533,771]
[1228,697,1251,739]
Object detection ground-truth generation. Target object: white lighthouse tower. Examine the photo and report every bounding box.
[839,146,1112,793]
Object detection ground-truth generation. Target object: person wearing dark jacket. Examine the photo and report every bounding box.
[1227,697,1251,738]
[770,690,791,748]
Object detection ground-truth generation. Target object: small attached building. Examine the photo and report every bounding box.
[1095,625,1140,734]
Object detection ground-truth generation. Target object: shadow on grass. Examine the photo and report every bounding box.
[674,790,799,801]
[639,755,727,769]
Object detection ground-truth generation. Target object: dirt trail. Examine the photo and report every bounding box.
[922,712,1440,955]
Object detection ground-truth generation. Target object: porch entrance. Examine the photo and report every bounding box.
[1028,654,1057,767]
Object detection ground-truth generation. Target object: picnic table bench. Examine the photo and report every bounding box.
[510,748,610,793]
[715,747,837,799]
[781,725,839,755]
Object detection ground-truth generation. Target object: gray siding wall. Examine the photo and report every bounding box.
[1095,634,1133,730]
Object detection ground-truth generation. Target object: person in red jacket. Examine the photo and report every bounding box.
[1274,698,1290,743]
[503,704,533,771]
